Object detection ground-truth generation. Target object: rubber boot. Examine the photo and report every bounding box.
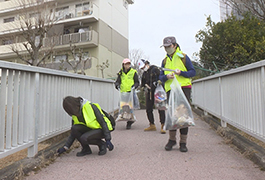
[144,124,156,131]
[76,145,92,157]
[160,124,166,134]
[98,140,107,156]
[126,121,133,129]
[164,140,176,151]
[179,134,188,152]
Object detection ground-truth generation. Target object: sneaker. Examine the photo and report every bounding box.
[179,143,188,152]
[76,147,92,157]
[165,140,176,151]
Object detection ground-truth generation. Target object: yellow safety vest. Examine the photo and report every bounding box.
[164,50,192,92]
[72,101,113,131]
[120,68,137,92]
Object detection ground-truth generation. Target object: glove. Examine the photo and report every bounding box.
[57,147,66,155]
[157,80,162,85]
[106,140,114,151]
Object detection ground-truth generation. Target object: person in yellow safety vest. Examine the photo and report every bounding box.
[57,96,114,156]
[114,58,139,129]
[159,36,196,152]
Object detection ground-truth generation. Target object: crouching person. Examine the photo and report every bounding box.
[57,96,114,156]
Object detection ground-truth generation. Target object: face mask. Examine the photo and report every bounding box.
[165,47,175,55]
[143,66,149,71]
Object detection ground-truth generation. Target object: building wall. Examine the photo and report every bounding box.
[0,0,131,79]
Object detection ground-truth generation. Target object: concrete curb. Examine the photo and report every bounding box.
[193,107,265,170]
[0,134,69,180]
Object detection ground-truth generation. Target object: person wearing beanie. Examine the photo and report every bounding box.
[159,36,196,152]
[137,59,166,134]
[114,58,139,129]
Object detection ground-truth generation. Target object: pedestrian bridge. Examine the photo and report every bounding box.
[0,60,264,179]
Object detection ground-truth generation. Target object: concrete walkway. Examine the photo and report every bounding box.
[25,110,265,180]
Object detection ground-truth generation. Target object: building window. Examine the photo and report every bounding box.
[54,55,67,63]
[75,2,90,17]
[2,39,14,45]
[55,6,69,20]
[3,17,14,23]
[123,0,128,9]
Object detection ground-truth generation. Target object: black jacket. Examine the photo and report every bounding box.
[141,65,160,92]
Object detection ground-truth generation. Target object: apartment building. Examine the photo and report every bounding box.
[0,0,134,78]
[219,0,262,21]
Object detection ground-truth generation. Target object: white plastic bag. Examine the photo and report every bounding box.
[164,77,195,130]
[154,84,167,110]
[115,90,136,122]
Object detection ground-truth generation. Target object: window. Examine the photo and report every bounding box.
[54,55,67,63]
[55,6,69,20]
[75,2,90,17]
[123,0,128,9]
[2,39,14,45]
[3,17,14,23]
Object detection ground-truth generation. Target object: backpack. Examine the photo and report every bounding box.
[90,103,116,131]
[102,109,116,131]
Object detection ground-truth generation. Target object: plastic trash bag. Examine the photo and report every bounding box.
[133,88,140,110]
[164,76,195,130]
[116,90,136,122]
[154,84,167,110]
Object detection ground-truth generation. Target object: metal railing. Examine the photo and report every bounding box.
[0,60,119,159]
[192,60,265,143]
[43,31,92,47]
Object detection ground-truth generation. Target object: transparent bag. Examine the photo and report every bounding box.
[133,88,140,110]
[164,77,195,130]
[154,84,167,110]
[116,89,136,122]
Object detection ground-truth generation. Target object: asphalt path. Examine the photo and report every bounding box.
[25,110,265,180]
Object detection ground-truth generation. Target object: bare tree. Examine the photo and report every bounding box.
[9,0,57,66]
[129,48,147,70]
[222,0,265,21]
[129,48,148,80]
[65,41,91,75]
[97,59,110,78]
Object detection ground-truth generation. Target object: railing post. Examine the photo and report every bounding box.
[0,69,7,152]
[219,77,227,127]
[28,73,40,157]
[261,66,265,137]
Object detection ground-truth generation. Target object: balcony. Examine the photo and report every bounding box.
[0,0,56,15]
[44,30,98,49]
[0,30,98,59]
[0,3,99,37]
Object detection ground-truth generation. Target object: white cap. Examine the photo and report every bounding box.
[137,59,145,69]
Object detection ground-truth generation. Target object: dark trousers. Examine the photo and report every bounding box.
[71,124,104,148]
[167,88,191,135]
[146,90,165,125]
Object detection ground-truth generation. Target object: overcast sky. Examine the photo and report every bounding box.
[128,0,221,66]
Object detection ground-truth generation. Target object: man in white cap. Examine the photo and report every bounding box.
[137,59,166,134]
[115,58,139,129]
[159,36,196,152]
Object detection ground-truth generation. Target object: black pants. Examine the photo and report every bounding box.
[71,124,104,148]
[167,88,191,135]
[146,90,165,125]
